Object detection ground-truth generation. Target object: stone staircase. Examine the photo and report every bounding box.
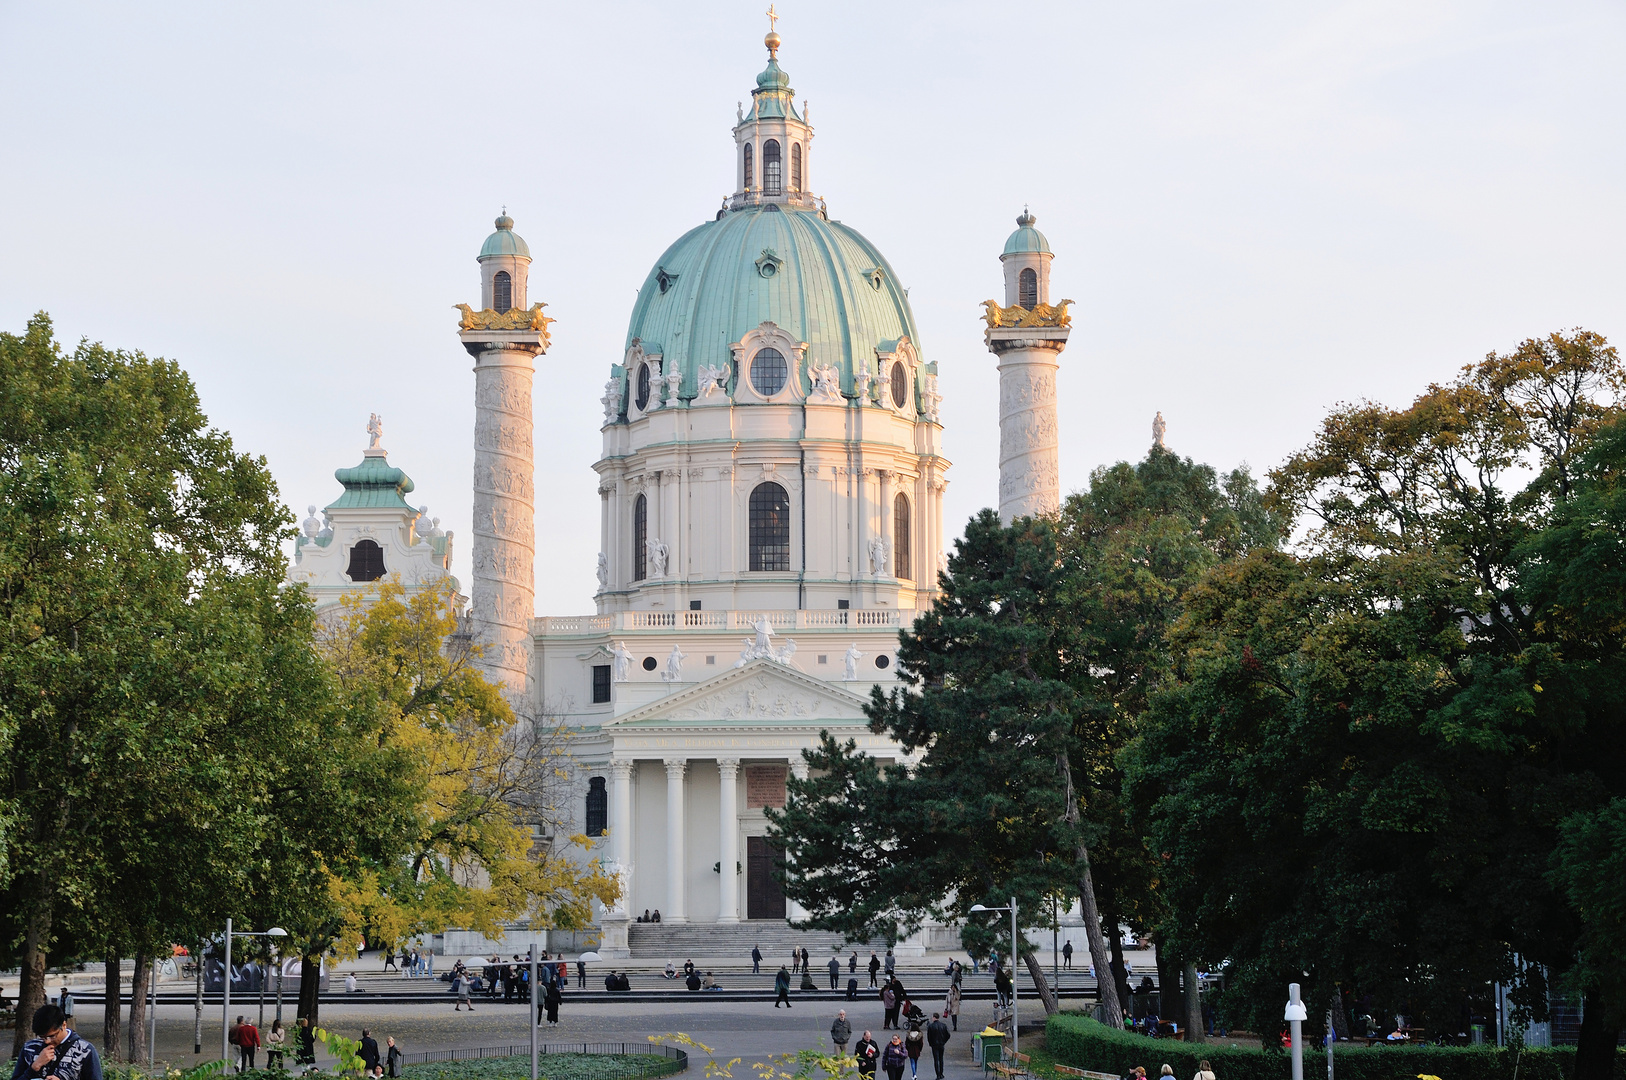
[627,921,884,961]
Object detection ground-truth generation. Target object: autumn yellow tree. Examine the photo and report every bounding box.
[287,576,618,1022]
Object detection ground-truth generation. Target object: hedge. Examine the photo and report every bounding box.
[1045,1013,1625,1080]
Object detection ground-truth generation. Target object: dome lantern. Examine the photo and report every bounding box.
[1000,207,1054,308]
[729,16,818,214]
[476,210,532,314]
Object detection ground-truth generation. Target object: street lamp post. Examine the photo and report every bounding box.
[222,920,287,1065]
[970,898,1020,1057]
[1285,982,1308,1080]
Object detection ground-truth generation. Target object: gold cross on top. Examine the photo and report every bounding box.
[766,4,779,33]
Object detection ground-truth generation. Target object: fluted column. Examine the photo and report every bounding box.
[663,758,688,923]
[609,758,634,911]
[786,758,810,922]
[717,758,741,923]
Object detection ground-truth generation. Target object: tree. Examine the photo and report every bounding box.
[0,314,333,1055]
[1128,330,1626,1070]
[769,448,1273,1025]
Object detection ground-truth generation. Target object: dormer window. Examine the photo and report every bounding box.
[743,142,754,189]
[346,539,386,582]
[791,143,802,191]
[636,362,652,411]
[493,270,512,313]
[763,139,782,196]
[890,361,908,409]
[750,347,788,397]
[1019,267,1038,308]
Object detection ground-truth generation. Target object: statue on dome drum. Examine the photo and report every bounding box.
[696,362,731,399]
[366,412,384,451]
[611,641,633,682]
[646,537,669,578]
[808,360,843,403]
[596,552,609,591]
[842,643,864,681]
[662,645,687,682]
[1153,411,1167,448]
[868,535,890,577]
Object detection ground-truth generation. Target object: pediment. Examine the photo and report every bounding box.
[608,659,872,726]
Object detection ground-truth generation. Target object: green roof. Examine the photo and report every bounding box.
[480,213,531,260]
[1002,209,1051,256]
[326,454,415,511]
[623,204,922,399]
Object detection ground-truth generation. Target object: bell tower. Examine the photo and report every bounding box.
[457,212,551,701]
[984,209,1072,523]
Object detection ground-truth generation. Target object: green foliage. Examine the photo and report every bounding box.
[313,1028,365,1076]
[1045,1014,1623,1080]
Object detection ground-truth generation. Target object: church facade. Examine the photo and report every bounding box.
[295,26,1071,958]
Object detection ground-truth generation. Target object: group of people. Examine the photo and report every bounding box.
[662,959,721,991]
[1126,1065,1218,1080]
[634,909,663,922]
[831,1007,953,1080]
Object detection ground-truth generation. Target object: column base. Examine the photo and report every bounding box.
[596,914,631,959]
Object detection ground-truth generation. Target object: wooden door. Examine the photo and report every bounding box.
[746,835,786,920]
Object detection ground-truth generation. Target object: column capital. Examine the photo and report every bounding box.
[788,758,810,781]
[716,757,742,776]
[663,757,688,777]
[609,757,634,779]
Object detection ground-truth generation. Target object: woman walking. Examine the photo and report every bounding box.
[881,1034,909,1080]
[296,1017,316,1068]
[904,1021,924,1077]
[544,980,562,1026]
[264,1021,286,1070]
[944,983,961,1031]
[386,1038,403,1078]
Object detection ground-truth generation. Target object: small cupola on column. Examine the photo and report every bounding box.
[478,212,531,313]
[1000,208,1053,308]
[729,16,819,212]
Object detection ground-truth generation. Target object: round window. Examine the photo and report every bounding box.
[890,362,908,408]
[642,656,657,671]
[751,347,788,397]
[635,362,651,411]
[875,654,891,669]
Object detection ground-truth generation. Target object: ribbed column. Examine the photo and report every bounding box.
[664,758,688,923]
[470,345,537,696]
[717,758,740,923]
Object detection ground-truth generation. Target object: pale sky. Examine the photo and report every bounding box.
[3,1,1623,615]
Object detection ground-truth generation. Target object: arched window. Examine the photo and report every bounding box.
[635,362,651,411]
[493,270,513,314]
[791,143,802,191]
[632,494,648,581]
[346,539,386,582]
[893,493,911,580]
[743,142,754,189]
[890,361,908,409]
[585,777,607,836]
[749,482,791,572]
[762,139,782,195]
[750,347,788,397]
[1019,267,1038,308]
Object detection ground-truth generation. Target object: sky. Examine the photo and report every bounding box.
[3,1,1623,615]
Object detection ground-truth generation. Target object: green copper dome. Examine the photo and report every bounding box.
[328,453,415,511]
[1002,209,1051,256]
[624,204,922,399]
[479,213,531,260]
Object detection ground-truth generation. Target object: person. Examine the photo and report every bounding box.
[345,971,358,994]
[684,959,696,977]
[296,1017,316,1067]
[774,965,792,1008]
[1062,940,1074,969]
[850,952,858,974]
[943,982,961,1032]
[652,909,662,923]
[868,952,882,989]
[577,959,587,989]
[994,967,1013,1009]
[642,909,651,923]
[800,967,818,992]
[904,1020,924,1077]
[831,1009,852,1054]
[1160,1067,1174,1077]
[13,1004,102,1080]
[1193,1060,1215,1080]
[884,950,895,977]
[854,1031,880,1078]
[386,1038,403,1078]
[801,947,810,975]
[265,1021,286,1070]
[56,987,74,1022]
[454,970,472,1011]
[751,945,762,975]
[237,1016,261,1072]
[881,1034,908,1080]
[925,1012,950,1080]
[790,949,799,974]
[544,980,562,1026]
[702,971,720,991]
[358,1029,380,1076]
[848,976,859,1000]
[384,948,397,973]
[686,970,702,992]
[664,962,677,979]
[881,985,897,1030]
[828,955,842,990]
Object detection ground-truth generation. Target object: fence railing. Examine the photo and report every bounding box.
[534,608,903,636]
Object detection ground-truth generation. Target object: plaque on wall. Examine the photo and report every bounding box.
[745,764,787,809]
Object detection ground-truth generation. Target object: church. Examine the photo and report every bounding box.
[290,24,1074,959]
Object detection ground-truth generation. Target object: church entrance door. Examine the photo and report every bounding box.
[746,836,786,920]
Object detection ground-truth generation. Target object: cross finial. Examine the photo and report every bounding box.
[766,4,779,33]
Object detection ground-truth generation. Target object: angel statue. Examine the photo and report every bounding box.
[842,643,864,681]
[611,641,633,682]
[868,535,890,577]
[647,537,669,578]
[366,412,383,450]
[697,362,730,399]
[662,644,687,682]
[774,638,799,666]
[752,614,775,655]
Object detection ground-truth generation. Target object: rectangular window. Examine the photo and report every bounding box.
[591,664,611,704]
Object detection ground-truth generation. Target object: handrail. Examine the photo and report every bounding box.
[534,608,903,636]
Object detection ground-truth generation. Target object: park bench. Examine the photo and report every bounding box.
[989,1050,1032,1078]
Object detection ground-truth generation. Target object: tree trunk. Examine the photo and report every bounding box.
[297,954,321,1031]
[1057,750,1124,1030]
[104,955,123,1063]
[1155,946,1184,1029]
[1184,963,1205,1044]
[12,884,53,1058]
[1573,990,1620,1080]
[1105,915,1133,1019]
[128,951,151,1064]
[1022,951,1060,1015]
[1328,989,1350,1041]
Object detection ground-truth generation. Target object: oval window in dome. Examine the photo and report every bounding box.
[751,347,788,397]
[636,362,651,411]
[890,362,908,409]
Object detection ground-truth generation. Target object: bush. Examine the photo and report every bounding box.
[1044,1013,1625,1080]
